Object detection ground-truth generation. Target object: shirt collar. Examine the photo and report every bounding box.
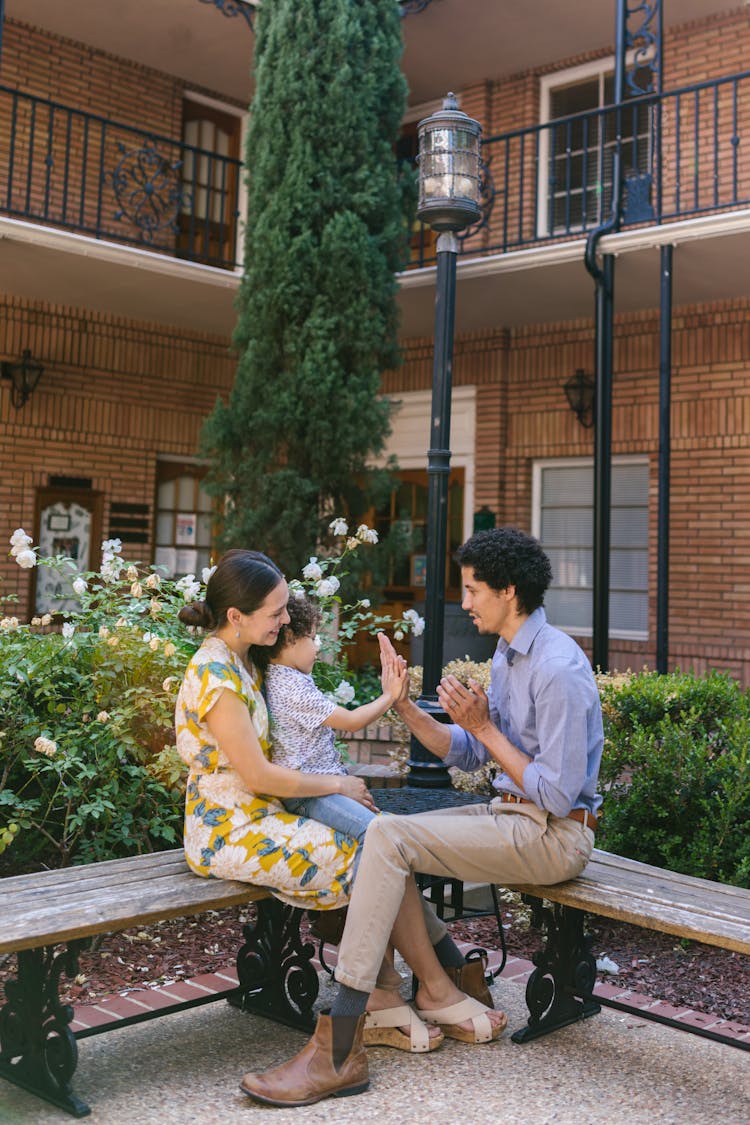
[498,606,547,661]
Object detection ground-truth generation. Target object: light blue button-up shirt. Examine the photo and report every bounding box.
[444,607,603,817]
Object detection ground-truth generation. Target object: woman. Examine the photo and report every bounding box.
[175,548,373,907]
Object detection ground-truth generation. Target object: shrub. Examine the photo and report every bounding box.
[599,669,750,887]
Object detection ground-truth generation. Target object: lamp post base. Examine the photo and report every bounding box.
[405,697,453,789]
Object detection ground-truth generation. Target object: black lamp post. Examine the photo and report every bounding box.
[407,92,482,788]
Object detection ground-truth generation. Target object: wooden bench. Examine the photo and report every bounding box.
[0,849,320,1118]
[505,848,750,1045]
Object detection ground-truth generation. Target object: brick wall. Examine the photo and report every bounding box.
[0,293,234,614]
[386,294,750,683]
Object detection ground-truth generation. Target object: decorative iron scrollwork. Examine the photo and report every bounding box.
[457,156,495,244]
[198,0,255,30]
[0,941,90,1116]
[110,141,189,243]
[511,896,600,1043]
[231,899,318,1032]
[399,0,437,14]
[625,1,662,96]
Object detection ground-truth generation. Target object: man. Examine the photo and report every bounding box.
[241,527,603,1107]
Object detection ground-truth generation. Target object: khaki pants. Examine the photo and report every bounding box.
[335,799,594,994]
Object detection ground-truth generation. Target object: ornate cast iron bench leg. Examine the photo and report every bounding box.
[0,941,91,1117]
[230,899,318,1032]
[511,896,600,1043]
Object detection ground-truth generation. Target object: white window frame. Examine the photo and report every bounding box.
[537,50,653,238]
[531,455,649,641]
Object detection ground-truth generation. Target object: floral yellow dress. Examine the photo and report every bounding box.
[175,635,357,910]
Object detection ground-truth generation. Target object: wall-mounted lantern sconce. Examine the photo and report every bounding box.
[563,368,595,427]
[1,349,44,409]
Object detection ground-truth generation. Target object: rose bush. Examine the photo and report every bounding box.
[1,521,423,873]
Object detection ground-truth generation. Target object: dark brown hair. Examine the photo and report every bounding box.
[250,591,320,674]
[178,549,284,631]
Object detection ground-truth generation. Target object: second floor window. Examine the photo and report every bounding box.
[178,98,242,268]
[540,59,653,236]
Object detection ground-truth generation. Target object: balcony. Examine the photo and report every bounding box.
[2,69,750,337]
[402,68,750,337]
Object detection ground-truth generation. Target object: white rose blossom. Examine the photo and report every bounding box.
[359,598,371,609]
[316,576,340,597]
[175,574,201,602]
[31,616,42,626]
[145,572,161,590]
[313,634,322,652]
[72,577,87,596]
[101,538,122,555]
[302,557,323,581]
[33,736,57,757]
[1,617,19,630]
[162,676,177,692]
[201,565,217,585]
[394,630,405,642]
[402,608,426,637]
[14,548,37,569]
[62,622,76,639]
[130,581,143,598]
[10,528,32,548]
[328,518,349,537]
[98,626,109,638]
[163,641,176,657]
[334,680,356,705]
[346,537,360,551]
[126,566,139,581]
[356,525,378,544]
[40,613,52,626]
[96,711,110,723]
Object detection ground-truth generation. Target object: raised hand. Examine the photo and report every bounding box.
[437,674,490,733]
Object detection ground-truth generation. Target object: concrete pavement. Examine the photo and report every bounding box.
[3,968,748,1124]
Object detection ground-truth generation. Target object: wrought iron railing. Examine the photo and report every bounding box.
[3,69,750,276]
[412,68,750,266]
[0,84,243,270]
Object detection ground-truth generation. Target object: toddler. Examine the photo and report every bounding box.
[254,593,406,857]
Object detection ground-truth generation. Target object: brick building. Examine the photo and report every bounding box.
[1,2,750,680]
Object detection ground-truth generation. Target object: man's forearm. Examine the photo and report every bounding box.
[393,698,452,759]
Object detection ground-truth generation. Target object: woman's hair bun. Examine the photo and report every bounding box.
[178,600,216,629]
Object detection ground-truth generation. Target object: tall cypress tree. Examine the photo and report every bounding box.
[201,0,412,576]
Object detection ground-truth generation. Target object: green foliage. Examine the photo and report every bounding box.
[0,538,203,873]
[201,0,414,578]
[599,670,750,887]
[1,525,423,873]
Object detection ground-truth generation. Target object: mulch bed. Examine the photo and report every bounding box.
[3,897,745,1026]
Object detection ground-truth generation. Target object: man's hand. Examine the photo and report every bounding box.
[437,675,491,734]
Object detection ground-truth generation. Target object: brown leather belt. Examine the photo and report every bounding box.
[497,791,599,833]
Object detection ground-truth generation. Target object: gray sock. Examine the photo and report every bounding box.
[433,933,466,969]
[330,984,369,1019]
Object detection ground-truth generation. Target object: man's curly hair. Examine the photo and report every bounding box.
[250,592,321,674]
[455,527,552,615]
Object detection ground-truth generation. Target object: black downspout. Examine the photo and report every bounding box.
[656,244,672,672]
[582,0,627,673]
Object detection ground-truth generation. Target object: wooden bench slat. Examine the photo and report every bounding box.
[509,850,750,955]
[1,853,270,954]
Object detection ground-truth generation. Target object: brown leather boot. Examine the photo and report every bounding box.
[445,950,495,1010]
[240,1013,369,1107]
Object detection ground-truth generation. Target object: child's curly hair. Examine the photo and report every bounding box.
[250,592,321,674]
